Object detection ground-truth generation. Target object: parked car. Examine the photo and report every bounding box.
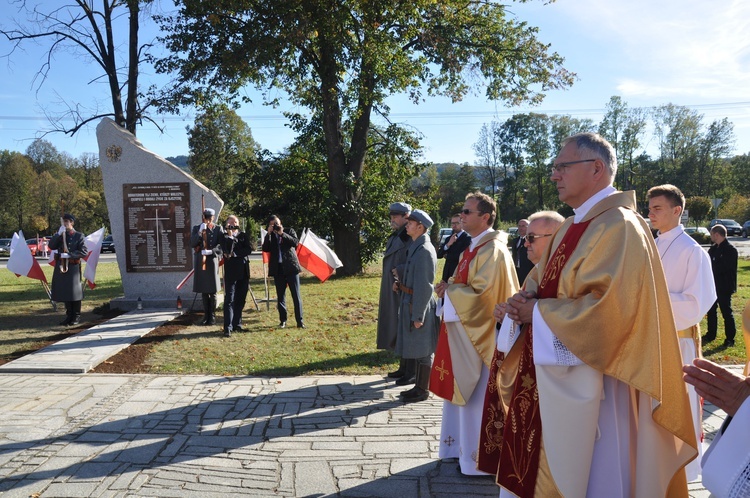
[0,238,11,256]
[684,227,710,236]
[438,227,452,246]
[742,220,750,238]
[708,219,742,236]
[101,234,115,253]
[26,238,41,256]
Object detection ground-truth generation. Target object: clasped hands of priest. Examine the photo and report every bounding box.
[501,290,537,325]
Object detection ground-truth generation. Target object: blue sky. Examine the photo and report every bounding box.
[1,0,749,165]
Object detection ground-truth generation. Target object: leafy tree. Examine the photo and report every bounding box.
[598,96,647,190]
[437,164,478,221]
[1,0,158,136]
[731,154,750,196]
[25,139,66,176]
[652,104,702,185]
[473,121,503,197]
[685,196,712,222]
[0,153,35,232]
[154,0,574,274]
[695,118,735,197]
[187,103,260,217]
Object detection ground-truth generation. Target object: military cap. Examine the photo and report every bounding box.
[407,209,434,229]
[62,213,76,222]
[203,208,216,217]
[389,202,412,215]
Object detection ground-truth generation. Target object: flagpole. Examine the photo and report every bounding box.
[41,280,56,311]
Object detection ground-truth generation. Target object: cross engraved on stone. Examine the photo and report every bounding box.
[144,209,170,257]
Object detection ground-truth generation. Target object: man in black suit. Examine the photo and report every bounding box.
[511,218,534,284]
[262,215,304,329]
[437,214,471,283]
[705,224,738,347]
[221,215,253,337]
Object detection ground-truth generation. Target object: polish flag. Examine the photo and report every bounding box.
[296,229,343,282]
[83,227,105,289]
[7,231,48,283]
[260,227,270,264]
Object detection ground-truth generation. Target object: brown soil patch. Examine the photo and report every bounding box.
[90,312,197,373]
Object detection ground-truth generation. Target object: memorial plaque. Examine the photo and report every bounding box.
[123,183,192,272]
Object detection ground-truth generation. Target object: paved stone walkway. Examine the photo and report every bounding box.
[0,311,737,497]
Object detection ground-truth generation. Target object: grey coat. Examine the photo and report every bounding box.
[190,223,223,293]
[376,226,412,350]
[395,233,440,359]
[48,230,88,302]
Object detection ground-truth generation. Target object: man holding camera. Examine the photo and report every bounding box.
[221,215,253,337]
[262,215,304,329]
[190,208,224,326]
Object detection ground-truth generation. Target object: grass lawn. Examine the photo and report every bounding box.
[0,256,747,375]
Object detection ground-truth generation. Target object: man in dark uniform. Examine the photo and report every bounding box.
[190,208,223,325]
[48,213,88,326]
[436,213,471,283]
[262,215,304,329]
[221,215,253,337]
[705,224,738,347]
[377,202,415,385]
[511,218,534,284]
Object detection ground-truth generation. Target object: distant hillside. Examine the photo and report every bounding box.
[166,155,190,172]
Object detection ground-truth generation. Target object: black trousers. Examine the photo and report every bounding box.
[273,273,303,325]
[706,293,736,342]
[224,278,248,331]
[65,300,81,318]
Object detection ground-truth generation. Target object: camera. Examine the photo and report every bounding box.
[226,225,238,230]
[273,224,282,232]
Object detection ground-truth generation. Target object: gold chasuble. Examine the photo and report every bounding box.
[429,230,518,405]
[497,191,697,498]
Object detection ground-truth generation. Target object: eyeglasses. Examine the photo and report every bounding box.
[550,159,596,175]
[461,209,483,215]
[526,233,553,244]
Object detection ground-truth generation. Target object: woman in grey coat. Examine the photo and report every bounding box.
[394,209,440,403]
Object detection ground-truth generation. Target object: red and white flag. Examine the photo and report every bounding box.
[83,227,105,289]
[260,227,270,264]
[7,231,48,283]
[296,229,343,282]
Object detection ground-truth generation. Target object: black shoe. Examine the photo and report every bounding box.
[402,388,429,403]
[387,369,405,379]
[297,322,306,329]
[59,316,73,326]
[279,322,286,328]
[701,334,716,343]
[399,386,418,398]
[395,375,416,386]
[223,329,231,337]
[723,339,735,347]
[68,315,81,326]
[234,325,244,332]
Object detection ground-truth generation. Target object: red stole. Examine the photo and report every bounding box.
[429,241,487,402]
[497,220,592,497]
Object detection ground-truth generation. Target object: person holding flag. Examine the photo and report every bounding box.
[48,213,88,326]
[190,208,223,326]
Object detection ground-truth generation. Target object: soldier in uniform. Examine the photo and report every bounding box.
[190,208,223,325]
[220,215,253,337]
[48,213,88,326]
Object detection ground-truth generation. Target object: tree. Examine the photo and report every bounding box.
[598,96,647,190]
[473,121,503,197]
[1,0,158,136]
[154,0,575,274]
[0,153,35,232]
[685,196,712,222]
[695,118,735,197]
[187,103,260,216]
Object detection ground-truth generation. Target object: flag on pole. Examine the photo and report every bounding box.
[296,229,343,282]
[260,227,270,264]
[83,227,105,289]
[7,231,48,283]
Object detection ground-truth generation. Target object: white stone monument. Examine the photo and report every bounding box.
[97,118,223,310]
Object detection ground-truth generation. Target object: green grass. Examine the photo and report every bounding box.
[0,257,747,375]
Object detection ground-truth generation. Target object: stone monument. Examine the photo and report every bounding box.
[97,118,223,310]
